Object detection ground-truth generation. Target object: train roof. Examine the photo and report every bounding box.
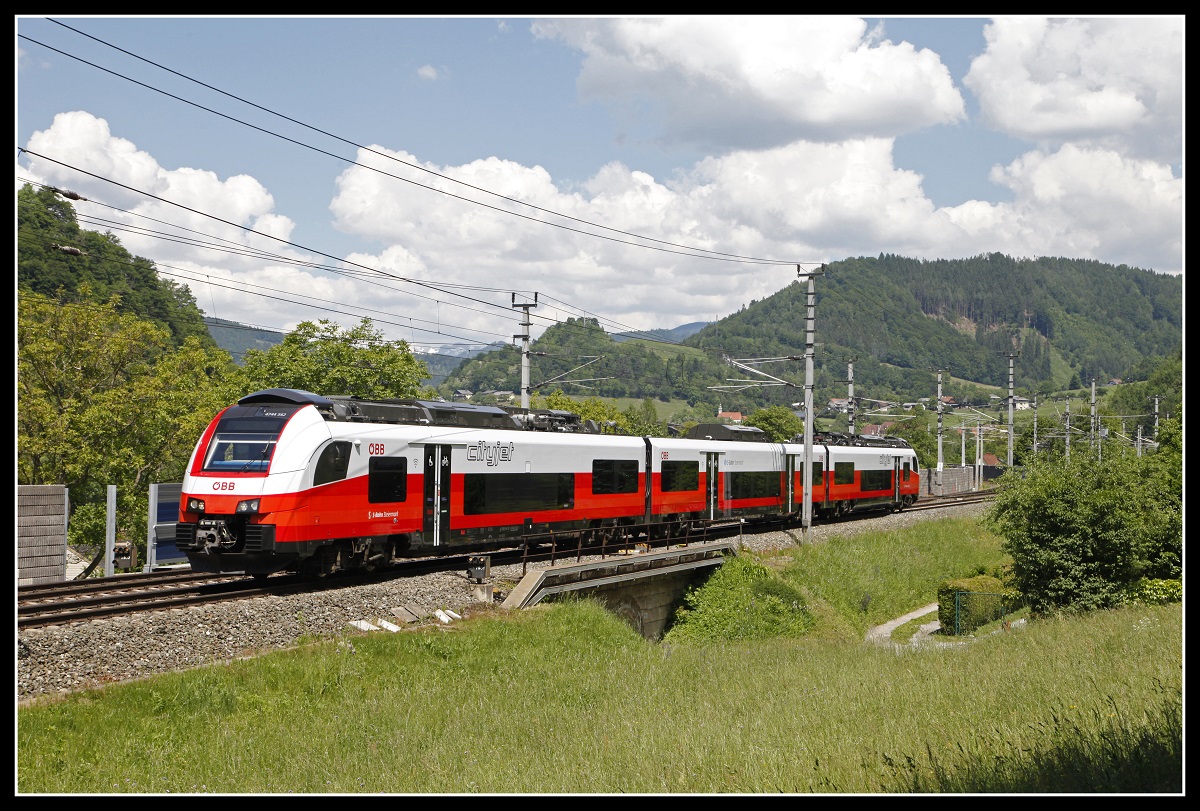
[683,423,771,442]
[234,389,600,432]
[813,431,913,449]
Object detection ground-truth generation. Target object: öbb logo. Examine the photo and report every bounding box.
[211,481,236,491]
[466,441,516,467]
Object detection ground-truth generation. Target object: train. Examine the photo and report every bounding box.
[175,388,920,578]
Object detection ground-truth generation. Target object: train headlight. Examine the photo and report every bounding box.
[188,497,206,512]
[236,498,260,514]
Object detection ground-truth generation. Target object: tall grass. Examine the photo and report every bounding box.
[17,516,1181,794]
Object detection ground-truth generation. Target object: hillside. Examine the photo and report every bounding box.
[17,184,1180,419]
[442,254,1181,415]
[203,317,285,363]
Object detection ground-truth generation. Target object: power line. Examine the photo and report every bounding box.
[24,23,799,267]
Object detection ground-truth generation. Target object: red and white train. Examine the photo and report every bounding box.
[175,389,920,577]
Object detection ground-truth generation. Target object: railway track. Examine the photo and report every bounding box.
[18,491,993,629]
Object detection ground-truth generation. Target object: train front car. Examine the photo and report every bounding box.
[175,389,341,577]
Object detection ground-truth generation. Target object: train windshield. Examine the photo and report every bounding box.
[201,405,299,473]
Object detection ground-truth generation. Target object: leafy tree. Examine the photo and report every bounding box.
[234,318,430,397]
[18,183,215,349]
[884,412,939,470]
[532,391,635,434]
[743,405,803,441]
[983,422,1181,614]
[623,397,666,437]
[18,288,236,554]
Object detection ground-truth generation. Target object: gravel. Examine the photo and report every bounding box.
[17,503,987,705]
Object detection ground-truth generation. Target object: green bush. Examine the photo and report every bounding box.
[937,575,1018,636]
[983,427,1181,615]
[663,554,813,643]
[1123,578,1182,605]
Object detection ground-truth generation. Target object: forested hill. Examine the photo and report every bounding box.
[17,184,216,350]
[686,253,1181,396]
[444,254,1181,412]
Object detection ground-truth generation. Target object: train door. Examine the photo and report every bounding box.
[705,452,724,520]
[811,446,828,509]
[785,453,799,513]
[423,445,452,547]
[893,454,902,506]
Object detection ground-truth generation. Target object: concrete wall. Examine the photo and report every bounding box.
[921,466,978,496]
[18,485,69,586]
[585,569,700,640]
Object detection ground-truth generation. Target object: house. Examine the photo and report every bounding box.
[938,395,957,407]
[827,398,850,413]
[982,453,1002,466]
[453,389,473,401]
[1108,378,1123,386]
[718,411,744,424]
[1013,396,1032,410]
[859,423,885,437]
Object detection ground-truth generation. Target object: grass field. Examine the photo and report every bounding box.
[17,515,1182,794]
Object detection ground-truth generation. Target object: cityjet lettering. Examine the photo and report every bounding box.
[466,441,516,466]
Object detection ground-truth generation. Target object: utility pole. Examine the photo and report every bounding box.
[1032,396,1038,455]
[931,369,940,484]
[1064,400,1071,461]
[1090,378,1097,454]
[846,360,856,436]
[974,421,983,490]
[512,293,538,409]
[1002,353,1018,467]
[960,421,966,466]
[1150,395,1162,439]
[1136,424,1143,457]
[798,265,825,543]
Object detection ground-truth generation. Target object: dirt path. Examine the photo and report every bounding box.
[865,602,940,644]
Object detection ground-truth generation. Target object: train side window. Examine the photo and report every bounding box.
[463,472,574,515]
[729,470,780,499]
[592,459,639,495]
[861,469,892,491]
[314,441,352,486]
[812,461,824,481]
[661,460,700,492]
[368,456,408,502]
[834,461,855,485]
[903,461,912,481]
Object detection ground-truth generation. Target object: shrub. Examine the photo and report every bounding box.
[983,442,1181,615]
[664,554,813,643]
[937,575,1019,636]
[1123,578,1182,606]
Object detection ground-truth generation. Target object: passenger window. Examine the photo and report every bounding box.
[314,442,352,486]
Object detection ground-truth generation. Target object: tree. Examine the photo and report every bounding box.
[623,398,666,437]
[983,423,1181,614]
[18,183,215,350]
[532,391,636,435]
[234,318,431,397]
[18,288,237,553]
[743,405,803,442]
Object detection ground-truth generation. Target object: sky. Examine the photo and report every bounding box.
[16,15,1185,356]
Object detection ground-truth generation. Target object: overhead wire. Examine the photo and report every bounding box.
[24,22,799,267]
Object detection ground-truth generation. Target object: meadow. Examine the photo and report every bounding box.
[17,515,1182,794]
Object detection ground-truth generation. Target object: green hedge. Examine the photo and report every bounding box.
[937,575,1018,636]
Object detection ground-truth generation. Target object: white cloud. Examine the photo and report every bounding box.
[17,18,1182,347]
[965,17,1183,163]
[531,16,966,151]
[417,64,439,81]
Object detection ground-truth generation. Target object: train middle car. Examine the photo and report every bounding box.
[175,389,919,577]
